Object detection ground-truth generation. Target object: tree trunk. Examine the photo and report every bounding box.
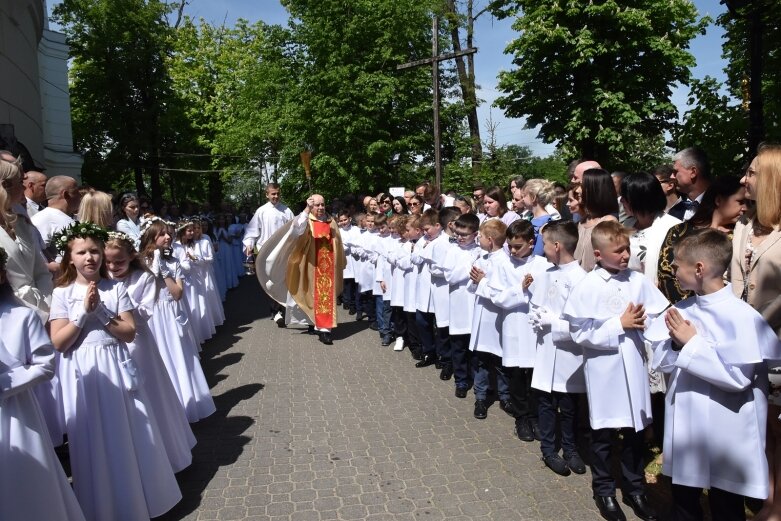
[446,0,482,176]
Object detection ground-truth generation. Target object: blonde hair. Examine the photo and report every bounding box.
[78,189,113,228]
[591,220,629,250]
[0,160,21,228]
[523,179,555,207]
[755,144,781,229]
[479,218,508,243]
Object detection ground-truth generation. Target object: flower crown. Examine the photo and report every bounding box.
[50,222,110,255]
[0,246,8,270]
[106,231,137,251]
[140,215,174,234]
[176,219,194,233]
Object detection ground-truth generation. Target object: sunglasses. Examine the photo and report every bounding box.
[409,202,421,206]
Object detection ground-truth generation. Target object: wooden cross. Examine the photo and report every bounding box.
[397,16,477,192]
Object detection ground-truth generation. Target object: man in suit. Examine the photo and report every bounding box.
[669,147,711,221]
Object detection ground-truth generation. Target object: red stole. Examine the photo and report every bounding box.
[311,219,337,328]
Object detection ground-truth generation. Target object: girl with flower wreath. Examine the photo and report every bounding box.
[48,222,181,521]
[104,231,196,471]
[174,220,215,344]
[193,218,225,327]
[0,245,86,521]
[139,219,215,423]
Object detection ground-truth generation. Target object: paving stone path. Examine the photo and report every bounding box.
[159,277,666,521]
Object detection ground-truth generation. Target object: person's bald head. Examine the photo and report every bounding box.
[24,171,47,203]
[45,175,81,214]
[312,194,326,218]
[572,160,602,183]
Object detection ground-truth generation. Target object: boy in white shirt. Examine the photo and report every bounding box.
[337,210,358,316]
[563,221,669,521]
[425,207,461,379]
[387,215,409,351]
[646,229,781,521]
[399,215,424,360]
[410,209,443,368]
[469,219,511,420]
[528,221,588,476]
[486,220,550,440]
[442,213,481,397]
[372,213,393,345]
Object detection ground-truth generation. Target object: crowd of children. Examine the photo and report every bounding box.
[1,207,238,520]
[324,156,781,521]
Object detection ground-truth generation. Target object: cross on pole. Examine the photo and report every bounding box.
[397,16,477,193]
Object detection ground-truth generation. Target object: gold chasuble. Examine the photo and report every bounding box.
[285,214,345,329]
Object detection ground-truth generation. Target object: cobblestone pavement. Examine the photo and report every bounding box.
[159,277,666,521]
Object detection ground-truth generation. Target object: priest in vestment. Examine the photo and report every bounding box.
[256,194,345,344]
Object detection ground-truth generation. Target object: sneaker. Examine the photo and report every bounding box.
[273,311,285,328]
[565,452,586,474]
[473,400,488,419]
[542,454,571,476]
[515,419,534,442]
[393,337,405,351]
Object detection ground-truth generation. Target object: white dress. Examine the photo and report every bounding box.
[51,279,182,521]
[118,270,196,472]
[174,241,215,343]
[148,257,216,423]
[0,301,86,521]
[215,226,238,291]
[116,218,142,251]
[197,237,225,327]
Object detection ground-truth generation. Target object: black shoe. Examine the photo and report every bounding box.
[439,365,453,380]
[318,332,333,345]
[356,312,364,321]
[455,387,468,399]
[593,496,627,521]
[622,494,657,521]
[306,325,316,335]
[410,347,423,361]
[348,309,356,315]
[381,335,392,346]
[499,399,518,417]
[415,355,437,368]
[434,361,444,369]
[515,419,534,442]
[473,400,488,419]
[369,321,379,331]
[542,454,571,476]
[565,452,586,474]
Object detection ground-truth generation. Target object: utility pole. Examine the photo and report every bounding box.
[397,15,476,192]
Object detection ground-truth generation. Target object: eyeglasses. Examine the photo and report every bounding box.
[472,193,483,198]
[409,202,421,207]
[454,230,476,237]
[381,199,392,205]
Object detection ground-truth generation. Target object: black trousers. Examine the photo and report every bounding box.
[507,367,537,421]
[342,278,356,311]
[450,334,472,388]
[404,311,422,350]
[537,390,578,458]
[590,427,646,496]
[670,484,746,521]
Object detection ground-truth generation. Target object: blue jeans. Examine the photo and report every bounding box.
[450,334,472,388]
[375,296,392,336]
[473,351,509,401]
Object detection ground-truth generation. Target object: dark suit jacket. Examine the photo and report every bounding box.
[668,199,687,221]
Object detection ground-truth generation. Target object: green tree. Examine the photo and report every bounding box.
[493,0,706,168]
[53,0,185,205]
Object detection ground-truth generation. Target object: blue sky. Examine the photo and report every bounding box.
[49,0,729,156]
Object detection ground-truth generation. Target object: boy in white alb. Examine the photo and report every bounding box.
[442,213,481,397]
[469,219,511,420]
[410,209,443,368]
[645,229,781,521]
[424,207,461,379]
[387,215,409,351]
[485,220,550,439]
[337,210,358,315]
[399,215,424,359]
[528,221,588,477]
[372,213,393,345]
[562,221,669,521]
